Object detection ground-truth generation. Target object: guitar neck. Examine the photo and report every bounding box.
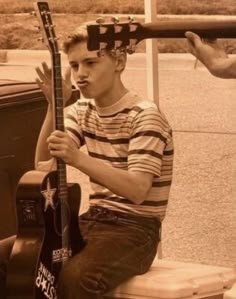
[52,52,68,189]
[141,19,236,39]
[53,53,64,131]
[87,18,236,52]
[52,53,67,182]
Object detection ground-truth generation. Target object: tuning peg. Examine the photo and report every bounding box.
[97,49,106,57]
[30,11,37,16]
[99,42,108,51]
[96,17,105,25]
[45,24,55,29]
[34,25,41,32]
[110,49,118,56]
[96,17,107,34]
[38,37,44,43]
[49,37,60,41]
[127,40,137,54]
[127,45,136,55]
[111,48,124,57]
[111,16,119,24]
[128,16,134,23]
[97,42,108,57]
[110,16,123,34]
[41,10,51,15]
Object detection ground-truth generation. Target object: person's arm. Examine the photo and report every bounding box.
[72,147,154,205]
[185,31,236,79]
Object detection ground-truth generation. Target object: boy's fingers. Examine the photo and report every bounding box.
[35,78,44,88]
[51,130,66,138]
[35,62,51,81]
[35,66,45,81]
[42,62,51,77]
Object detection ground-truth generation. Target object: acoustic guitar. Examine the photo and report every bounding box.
[86,17,236,54]
[6,2,84,298]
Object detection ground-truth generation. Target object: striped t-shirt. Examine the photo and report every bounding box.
[65,91,174,221]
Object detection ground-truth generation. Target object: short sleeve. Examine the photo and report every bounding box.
[128,106,171,177]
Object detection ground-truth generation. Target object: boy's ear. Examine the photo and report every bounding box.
[115,52,127,72]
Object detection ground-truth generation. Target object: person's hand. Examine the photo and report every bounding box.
[185,31,236,78]
[35,62,72,107]
[47,130,79,167]
[185,31,228,62]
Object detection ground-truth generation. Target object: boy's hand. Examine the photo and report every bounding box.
[47,130,79,167]
[35,62,72,107]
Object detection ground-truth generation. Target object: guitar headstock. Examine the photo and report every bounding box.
[33,1,59,54]
[87,17,144,55]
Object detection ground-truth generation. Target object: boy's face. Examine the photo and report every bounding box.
[67,41,119,102]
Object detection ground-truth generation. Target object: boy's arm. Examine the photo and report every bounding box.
[34,105,54,168]
[34,62,73,168]
[74,150,154,205]
[47,131,153,205]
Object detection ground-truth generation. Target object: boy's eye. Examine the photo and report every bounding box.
[87,60,96,65]
[70,64,79,70]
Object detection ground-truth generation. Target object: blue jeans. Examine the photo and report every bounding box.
[57,206,161,299]
[0,207,161,299]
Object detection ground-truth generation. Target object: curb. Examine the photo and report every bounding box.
[2,49,200,69]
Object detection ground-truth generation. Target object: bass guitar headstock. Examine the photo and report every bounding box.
[87,17,145,55]
[33,1,59,54]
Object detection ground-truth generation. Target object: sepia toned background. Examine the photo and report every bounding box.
[0,0,235,269]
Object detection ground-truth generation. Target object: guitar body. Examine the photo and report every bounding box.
[6,170,84,299]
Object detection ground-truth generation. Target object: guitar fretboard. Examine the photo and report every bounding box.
[52,52,70,252]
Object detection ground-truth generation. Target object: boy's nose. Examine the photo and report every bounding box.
[76,65,88,80]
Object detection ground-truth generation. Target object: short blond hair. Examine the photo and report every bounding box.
[63,23,88,54]
[63,22,127,59]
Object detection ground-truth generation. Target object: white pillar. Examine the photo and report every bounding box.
[144,0,159,106]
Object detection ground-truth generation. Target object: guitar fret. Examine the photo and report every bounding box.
[59,191,68,197]
[58,180,67,187]
[58,185,67,190]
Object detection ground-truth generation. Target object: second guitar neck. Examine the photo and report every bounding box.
[142,19,236,39]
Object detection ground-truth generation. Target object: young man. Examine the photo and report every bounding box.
[185,31,236,79]
[0,24,174,299]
